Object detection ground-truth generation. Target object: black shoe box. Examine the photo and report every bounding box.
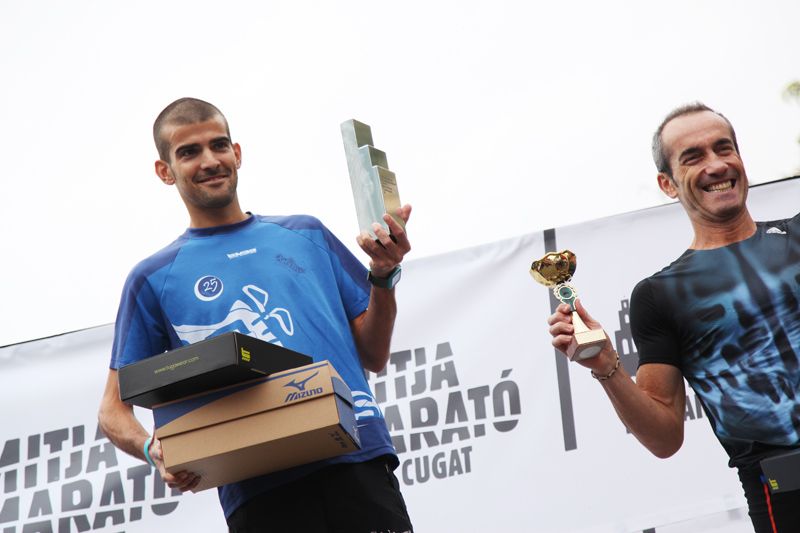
[118,332,312,408]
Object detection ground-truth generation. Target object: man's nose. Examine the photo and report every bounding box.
[199,148,221,169]
[704,154,728,176]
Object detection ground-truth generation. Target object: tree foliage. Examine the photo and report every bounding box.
[785,81,800,152]
[785,81,800,100]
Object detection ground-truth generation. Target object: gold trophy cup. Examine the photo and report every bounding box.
[531,250,606,360]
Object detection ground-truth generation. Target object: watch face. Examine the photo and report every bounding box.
[389,267,401,288]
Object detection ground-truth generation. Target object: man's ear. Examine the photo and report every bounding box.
[234,143,242,169]
[657,172,678,199]
[155,160,175,185]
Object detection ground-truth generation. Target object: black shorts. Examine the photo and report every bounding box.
[227,455,413,533]
[738,465,800,533]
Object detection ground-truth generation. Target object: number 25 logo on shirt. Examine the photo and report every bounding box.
[195,275,224,301]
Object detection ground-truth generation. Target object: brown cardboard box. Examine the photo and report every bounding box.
[119,332,312,408]
[153,361,360,492]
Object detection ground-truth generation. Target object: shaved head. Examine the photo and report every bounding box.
[153,98,231,161]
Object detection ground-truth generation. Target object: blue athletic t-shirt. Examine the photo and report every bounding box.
[631,215,800,468]
[110,214,396,517]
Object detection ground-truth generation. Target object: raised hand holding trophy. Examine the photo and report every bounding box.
[530,250,606,360]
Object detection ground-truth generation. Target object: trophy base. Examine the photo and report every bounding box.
[566,329,606,361]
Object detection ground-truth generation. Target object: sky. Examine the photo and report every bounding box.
[1,0,799,347]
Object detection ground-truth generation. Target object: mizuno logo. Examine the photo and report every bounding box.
[284,387,324,403]
[227,248,257,259]
[766,227,787,235]
[284,371,320,392]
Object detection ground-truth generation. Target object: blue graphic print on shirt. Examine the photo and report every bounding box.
[631,215,800,467]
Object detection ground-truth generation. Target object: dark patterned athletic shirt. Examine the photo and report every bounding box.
[631,214,800,468]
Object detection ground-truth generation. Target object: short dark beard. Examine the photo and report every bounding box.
[195,179,237,209]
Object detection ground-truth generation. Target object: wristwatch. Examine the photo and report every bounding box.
[368,266,402,290]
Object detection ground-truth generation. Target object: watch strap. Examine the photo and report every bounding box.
[368,266,402,289]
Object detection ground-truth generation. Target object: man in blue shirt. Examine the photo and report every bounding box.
[98,97,413,532]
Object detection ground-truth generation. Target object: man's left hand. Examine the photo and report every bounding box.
[356,204,412,277]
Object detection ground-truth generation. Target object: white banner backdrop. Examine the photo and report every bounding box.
[2,177,797,532]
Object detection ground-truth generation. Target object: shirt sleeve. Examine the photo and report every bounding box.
[109,269,170,369]
[318,223,370,321]
[630,277,683,370]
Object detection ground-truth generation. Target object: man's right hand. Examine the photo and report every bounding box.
[98,370,203,493]
[546,299,617,375]
[546,299,688,457]
[147,437,202,492]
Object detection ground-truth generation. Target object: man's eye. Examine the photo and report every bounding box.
[178,149,197,158]
[213,141,230,151]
